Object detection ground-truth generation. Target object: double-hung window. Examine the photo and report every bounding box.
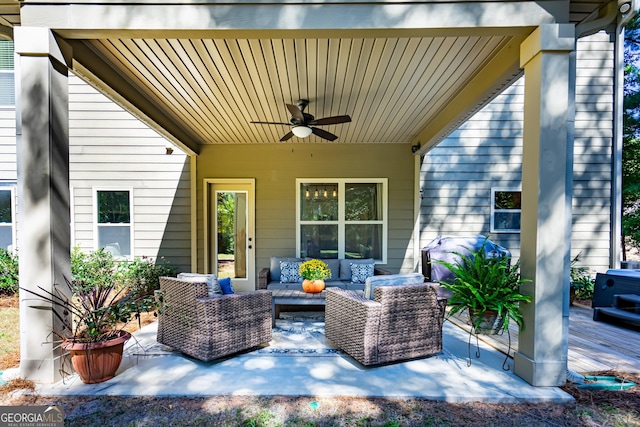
[0,187,15,251]
[491,188,521,233]
[0,40,14,107]
[95,189,133,258]
[297,179,387,262]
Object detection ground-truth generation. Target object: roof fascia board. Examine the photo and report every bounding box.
[20,1,561,35]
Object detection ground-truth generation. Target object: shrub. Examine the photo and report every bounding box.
[0,248,18,295]
[18,245,176,301]
[570,253,595,301]
[71,246,120,291]
[120,256,176,297]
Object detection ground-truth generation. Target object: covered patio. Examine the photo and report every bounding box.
[33,305,640,401]
[35,312,572,402]
[0,0,632,387]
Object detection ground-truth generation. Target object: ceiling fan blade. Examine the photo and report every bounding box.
[250,121,291,126]
[286,104,305,122]
[311,127,338,141]
[280,131,294,142]
[310,115,352,126]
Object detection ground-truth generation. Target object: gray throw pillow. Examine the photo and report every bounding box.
[177,273,222,297]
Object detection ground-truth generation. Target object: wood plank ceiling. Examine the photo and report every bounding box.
[86,35,513,145]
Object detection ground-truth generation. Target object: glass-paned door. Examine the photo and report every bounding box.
[206,180,255,291]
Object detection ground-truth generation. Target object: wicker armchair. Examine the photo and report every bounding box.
[325,282,446,366]
[157,277,272,361]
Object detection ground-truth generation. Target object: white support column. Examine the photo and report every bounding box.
[514,24,576,386]
[15,27,71,384]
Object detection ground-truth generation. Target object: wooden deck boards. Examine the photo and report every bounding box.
[447,304,640,374]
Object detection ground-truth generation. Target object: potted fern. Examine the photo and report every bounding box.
[433,240,532,334]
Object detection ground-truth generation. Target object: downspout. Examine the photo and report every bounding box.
[613,6,639,267]
[413,152,421,273]
[612,21,625,268]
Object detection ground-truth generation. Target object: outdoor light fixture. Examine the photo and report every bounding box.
[292,125,313,138]
[619,0,632,13]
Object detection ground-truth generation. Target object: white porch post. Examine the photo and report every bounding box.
[15,27,71,383]
[514,24,576,387]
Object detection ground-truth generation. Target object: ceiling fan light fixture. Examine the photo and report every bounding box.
[292,125,313,138]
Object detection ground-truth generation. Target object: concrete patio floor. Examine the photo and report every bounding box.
[34,313,574,404]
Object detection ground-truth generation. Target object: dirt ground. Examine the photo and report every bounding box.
[1,373,639,426]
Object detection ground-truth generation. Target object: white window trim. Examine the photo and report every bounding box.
[0,40,15,109]
[490,187,521,233]
[0,69,15,108]
[296,178,388,263]
[0,185,16,252]
[93,187,134,259]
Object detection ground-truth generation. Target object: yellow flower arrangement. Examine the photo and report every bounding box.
[299,259,332,280]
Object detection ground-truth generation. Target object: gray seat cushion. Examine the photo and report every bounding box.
[364,273,425,299]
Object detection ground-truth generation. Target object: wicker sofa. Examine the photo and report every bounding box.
[157,276,272,361]
[325,281,446,366]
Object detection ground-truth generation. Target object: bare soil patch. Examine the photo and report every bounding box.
[0,295,18,308]
[1,376,639,426]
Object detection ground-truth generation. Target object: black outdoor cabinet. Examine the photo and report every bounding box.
[592,270,640,327]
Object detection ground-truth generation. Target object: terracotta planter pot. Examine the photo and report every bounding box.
[62,330,131,384]
[302,279,325,293]
[468,310,503,335]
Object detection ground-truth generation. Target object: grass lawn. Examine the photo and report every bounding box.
[0,296,19,370]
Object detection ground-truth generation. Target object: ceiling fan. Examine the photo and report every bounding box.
[250,99,351,142]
